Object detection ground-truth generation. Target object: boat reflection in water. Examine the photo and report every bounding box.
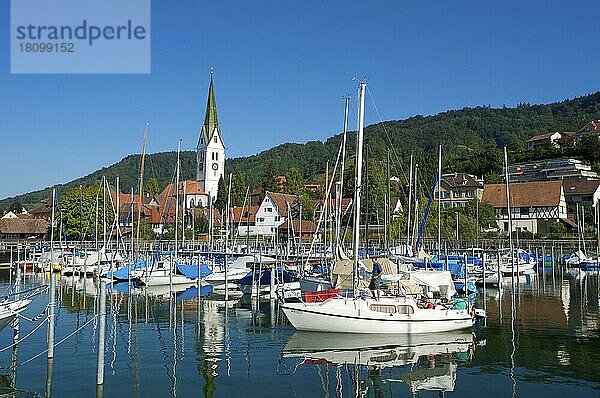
[281,330,477,395]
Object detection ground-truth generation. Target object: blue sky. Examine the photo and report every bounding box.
[2,1,600,200]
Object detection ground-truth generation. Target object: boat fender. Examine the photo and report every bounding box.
[474,308,486,318]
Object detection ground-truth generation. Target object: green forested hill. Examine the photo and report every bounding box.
[4,90,600,211]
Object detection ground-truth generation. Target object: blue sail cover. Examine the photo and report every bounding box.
[176,264,213,280]
[103,260,147,280]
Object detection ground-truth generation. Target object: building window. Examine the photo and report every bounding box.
[258,217,264,222]
[216,152,219,161]
[501,208,508,216]
[265,207,272,213]
[214,171,217,177]
[190,199,195,207]
[214,136,217,143]
[520,207,529,216]
[466,190,474,198]
[441,191,450,199]
[199,153,203,162]
[454,191,463,198]
[275,216,280,222]
[211,152,215,160]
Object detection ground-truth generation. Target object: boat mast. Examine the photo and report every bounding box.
[405,154,413,256]
[503,146,515,272]
[336,96,350,251]
[173,138,181,295]
[352,81,367,292]
[174,139,181,262]
[135,122,149,260]
[437,144,442,255]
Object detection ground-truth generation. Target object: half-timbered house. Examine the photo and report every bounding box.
[482,181,570,234]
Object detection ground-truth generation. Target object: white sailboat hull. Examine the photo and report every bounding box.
[142,275,196,286]
[282,297,473,334]
[204,268,249,288]
[239,281,301,296]
[0,299,32,330]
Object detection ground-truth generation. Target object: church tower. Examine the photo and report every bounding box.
[197,73,225,203]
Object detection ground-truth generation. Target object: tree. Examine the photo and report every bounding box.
[464,199,496,230]
[194,212,209,235]
[138,220,156,240]
[146,177,161,196]
[214,176,227,212]
[9,200,24,214]
[261,159,279,193]
[58,187,114,241]
[231,166,247,207]
[284,167,305,195]
[290,194,315,221]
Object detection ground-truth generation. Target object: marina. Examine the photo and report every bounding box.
[3,2,600,397]
[0,260,599,397]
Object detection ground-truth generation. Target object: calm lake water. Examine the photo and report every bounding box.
[1,267,599,397]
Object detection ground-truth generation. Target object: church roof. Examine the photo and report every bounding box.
[199,75,222,147]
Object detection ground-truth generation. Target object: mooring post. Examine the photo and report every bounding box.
[97,281,106,385]
[47,273,55,359]
[482,252,487,306]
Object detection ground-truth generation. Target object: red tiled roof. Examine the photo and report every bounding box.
[526,132,559,143]
[315,198,352,212]
[277,219,317,233]
[482,181,563,208]
[0,218,49,234]
[230,205,258,223]
[562,180,600,196]
[160,180,206,197]
[265,192,298,217]
[441,173,483,189]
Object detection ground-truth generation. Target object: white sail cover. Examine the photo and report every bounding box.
[382,270,456,300]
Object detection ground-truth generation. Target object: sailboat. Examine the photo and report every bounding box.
[0,298,31,331]
[281,81,484,334]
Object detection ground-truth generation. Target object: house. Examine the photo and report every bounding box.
[437,173,484,208]
[562,180,600,215]
[526,132,563,150]
[482,181,571,234]
[254,191,298,237]
[230,205,259,237]
[508,158,599,182]
[314,198,353,218]
[304,183,321,193]
[158,180,209,209]
[0,217,49,240]
[278,219,318,242]
[30,203,53,219]
[579,120,600,134]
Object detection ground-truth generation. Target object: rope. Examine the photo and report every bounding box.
[17,302,50,322]
[0,317,48,353]
[0,314,98,369]
[2,285,48,301]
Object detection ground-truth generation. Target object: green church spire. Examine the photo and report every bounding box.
[202,72,220,143]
